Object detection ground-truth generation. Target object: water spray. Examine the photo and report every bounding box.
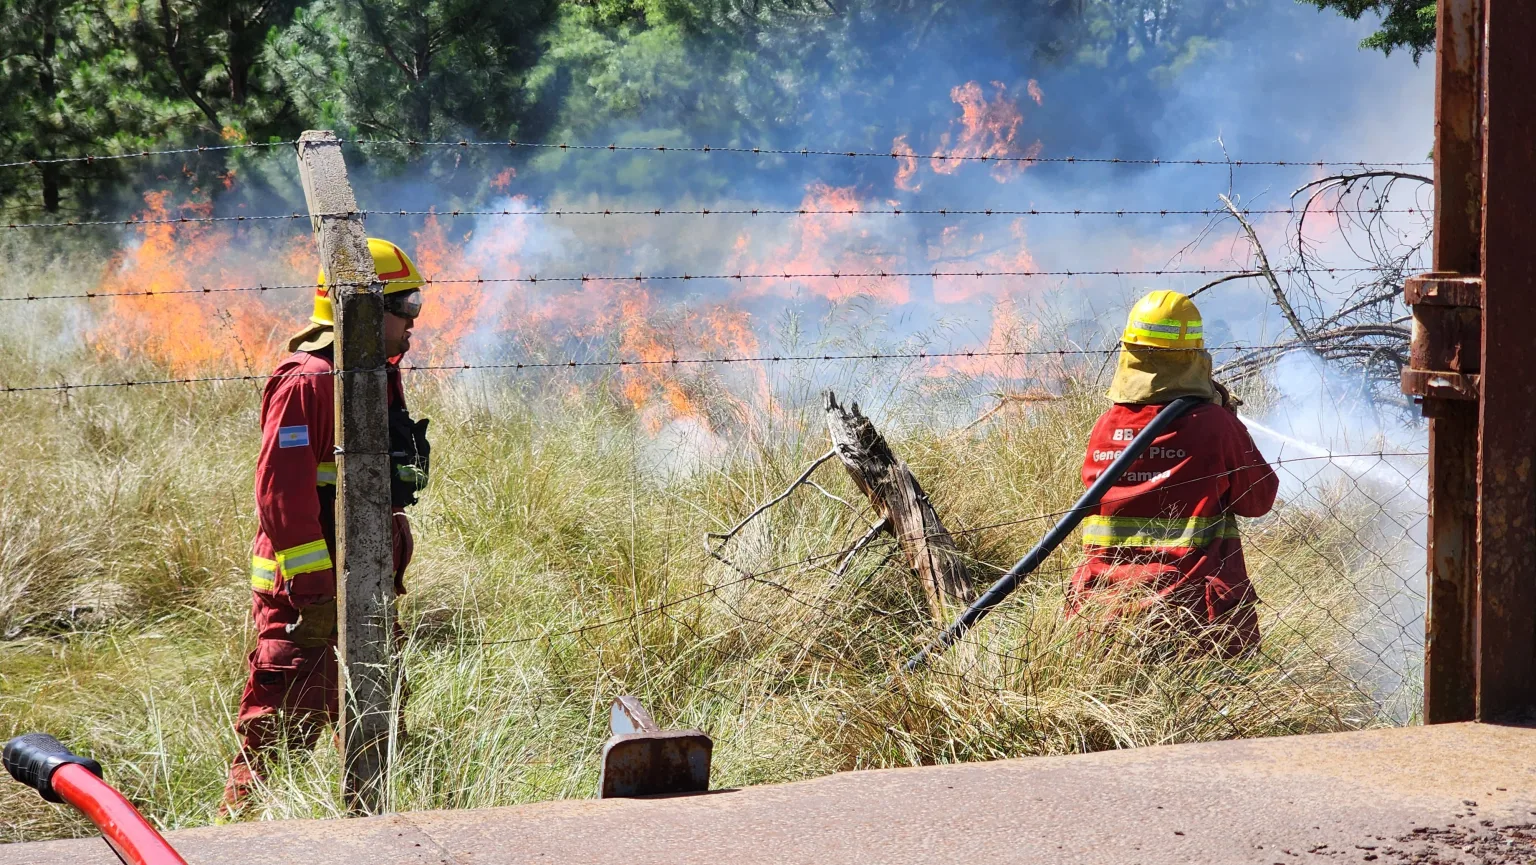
[1237,414,1412,487]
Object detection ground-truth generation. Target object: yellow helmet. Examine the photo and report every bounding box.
[311,238,425,326]
[1121,289,1204,349]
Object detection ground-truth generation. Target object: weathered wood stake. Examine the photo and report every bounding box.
[824,391,975,619]
[295,130,395,813]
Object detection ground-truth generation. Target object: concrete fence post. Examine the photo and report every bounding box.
[295,130,395,812]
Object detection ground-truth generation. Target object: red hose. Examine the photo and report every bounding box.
[51,763,188,865]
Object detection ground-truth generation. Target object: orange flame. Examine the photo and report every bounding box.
[893,79,1044,190]
[91,191,292,375]
[407,211,525,365]
[932,218,1037,305]
[89,193,533,374]
[94,109,1055,435]
[927,296,1041,379]
[732,183,910,305]
[550,283,768,432]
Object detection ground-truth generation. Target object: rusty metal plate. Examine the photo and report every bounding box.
[1402,369,1480,402]
[1403,273,1482,379]
[597,696,712,798]
[1404,273,1483,307]
[599,729,712,799]
[1407,305,1481,374]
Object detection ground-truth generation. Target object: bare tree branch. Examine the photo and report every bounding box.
[1292,171,1434,200]
[1188,271,1266,299]
[833,516,892,579]
[1220,193,1311,341]
[957,390,1060,434]
[706,449,837,551]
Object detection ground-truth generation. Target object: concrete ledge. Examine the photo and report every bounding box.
[6,723,1536,864]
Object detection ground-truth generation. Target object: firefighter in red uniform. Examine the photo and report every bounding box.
[1067,290,1278,656]
[222,238,431,811]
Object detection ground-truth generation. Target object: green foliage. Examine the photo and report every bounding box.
[115,0,306,138]
[0,0,305,216]
[1,2,161,213]
[2,0,1291,214]
[265,0,554,141]
[1302,0,1436,61]
[520,0,1213,193]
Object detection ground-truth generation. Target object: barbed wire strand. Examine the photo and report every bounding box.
[0,141,291,170]
[357,139,1434,168]
[2,265,1396,303]
[0,138,1432,171]
[0,344,1292,394]
[2,206,1429,230]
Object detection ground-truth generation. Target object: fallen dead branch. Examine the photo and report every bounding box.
[706,449,837,552]
[825,390,975,619]
[1220,193,1311,341]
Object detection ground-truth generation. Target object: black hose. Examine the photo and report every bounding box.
[4,733,103,803]
[902,395,1205,673]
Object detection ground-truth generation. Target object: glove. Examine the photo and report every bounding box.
[1212,380,1242,412]
[284,598,337,648]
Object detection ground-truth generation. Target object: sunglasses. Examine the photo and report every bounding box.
[384,289,423,319]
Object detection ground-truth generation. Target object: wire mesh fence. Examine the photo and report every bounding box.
[354,359,1429,805]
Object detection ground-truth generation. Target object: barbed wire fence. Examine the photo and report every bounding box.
[0,138,1432,804]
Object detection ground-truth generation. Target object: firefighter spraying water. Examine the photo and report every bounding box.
[1066,290,1279,656]
[908,290,1279,671]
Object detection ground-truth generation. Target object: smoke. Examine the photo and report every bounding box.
[1240,352,1427,720]
[76,2,1437,444]
[409,2,1434,367]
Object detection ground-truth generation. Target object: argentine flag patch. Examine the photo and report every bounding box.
[277,425,310,448]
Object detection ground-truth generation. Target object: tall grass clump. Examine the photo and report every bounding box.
[0,251,1421,839]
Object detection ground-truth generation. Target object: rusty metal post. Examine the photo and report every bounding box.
[296,131,396,811]
[1406,0,1484,725]
[1474,0,1536,722]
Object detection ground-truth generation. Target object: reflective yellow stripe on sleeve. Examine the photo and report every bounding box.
[275,539,333,577]
[1082,514,1240,549]
[251,556,277,592]
[316,461,337,486]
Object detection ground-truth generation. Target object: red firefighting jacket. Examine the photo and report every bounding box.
[1067,402,1278,643]
[248,348,407,666]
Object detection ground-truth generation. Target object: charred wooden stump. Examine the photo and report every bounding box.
[824,391,975,620]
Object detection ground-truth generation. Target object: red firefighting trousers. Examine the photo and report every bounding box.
[231,528,411,772]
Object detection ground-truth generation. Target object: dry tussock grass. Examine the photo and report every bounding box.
[0,250,1415,840]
